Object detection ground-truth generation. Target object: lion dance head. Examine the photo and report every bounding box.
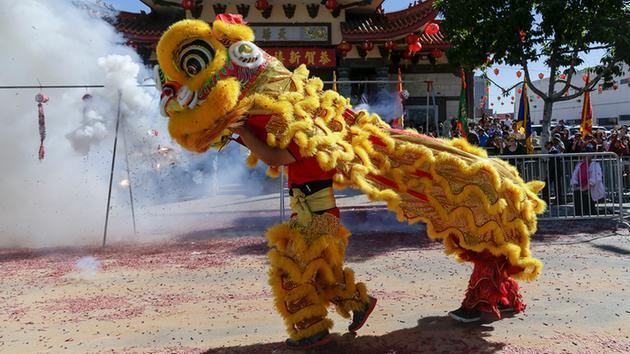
[155,14,274,152]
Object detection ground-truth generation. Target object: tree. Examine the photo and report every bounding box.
[434,0,630,145]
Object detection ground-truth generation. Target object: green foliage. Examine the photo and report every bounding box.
[434,0,629,77]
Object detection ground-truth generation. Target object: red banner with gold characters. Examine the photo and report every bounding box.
[262,47,336,68]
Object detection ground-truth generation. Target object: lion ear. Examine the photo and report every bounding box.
[212,14,255,47]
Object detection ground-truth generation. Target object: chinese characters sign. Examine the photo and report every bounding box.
[252,25,330,43]
[263,47,336,68]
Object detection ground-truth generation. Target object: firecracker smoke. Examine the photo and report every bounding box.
[0,0,276,248]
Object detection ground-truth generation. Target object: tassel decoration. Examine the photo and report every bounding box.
[35,93,49,161]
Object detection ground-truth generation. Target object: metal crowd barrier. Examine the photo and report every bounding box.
[498,152,623,221]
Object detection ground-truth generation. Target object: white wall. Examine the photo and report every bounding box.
[514,63,630,126]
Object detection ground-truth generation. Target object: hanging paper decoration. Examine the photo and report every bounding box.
[493,67,500,76]
[35,93,49,161]
[538,73,544,80]
[425,23,440,36]
[516,70,522,78]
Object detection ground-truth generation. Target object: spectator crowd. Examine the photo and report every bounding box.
[437,113,630,157]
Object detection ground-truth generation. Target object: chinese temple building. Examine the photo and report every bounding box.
[115,0,474,130]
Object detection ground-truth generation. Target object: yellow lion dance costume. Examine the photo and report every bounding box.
[156,14,546,344]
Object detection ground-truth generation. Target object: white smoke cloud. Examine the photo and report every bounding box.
[0,0,276,248]
[75,255,102,277]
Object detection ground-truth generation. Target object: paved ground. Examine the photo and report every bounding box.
[1,192,629,353]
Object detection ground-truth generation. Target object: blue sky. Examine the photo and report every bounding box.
[106,0,604,114]
[106,0,412,12]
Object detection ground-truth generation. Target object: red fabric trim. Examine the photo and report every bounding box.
[368,135,387,147]
[412,170,432,179]
[458,247,526,318]
[367,174,428,202]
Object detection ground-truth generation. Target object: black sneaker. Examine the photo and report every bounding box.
[348,296,377,333]
[285,330,332,350]
[448,307,482,323]
[497,302,514,313]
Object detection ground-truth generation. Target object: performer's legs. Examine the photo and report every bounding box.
[267,224,333,343]
[323,263,376,332]
[449,251,525,323]
[266,217,375,347]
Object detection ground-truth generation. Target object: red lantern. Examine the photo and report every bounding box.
[336,41,352,57]
[613,84,619,90]
[483,95,487,100]
[325,0,338,10]
[431,48,443,59]
[583,74,589,82]
[255,0,270,11]
[497,96,501,100]
[181,0,194,10]
[406,34,421,54]
[538,73,544,80]
[511,96,515,100]
[516,70,522,78]
[597,84,603,94]
[518,30,526,42]
[560,73,567,80]
[362,40,374,52]
[408,42,422,54]
[517,88,522,94]
[493,68,500,76]
[425,23,440,36]
[384,40,396,52]
[406,34,420,45]
[501,102,505,106]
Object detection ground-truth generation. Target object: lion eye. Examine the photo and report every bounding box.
[177,39,215,76]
